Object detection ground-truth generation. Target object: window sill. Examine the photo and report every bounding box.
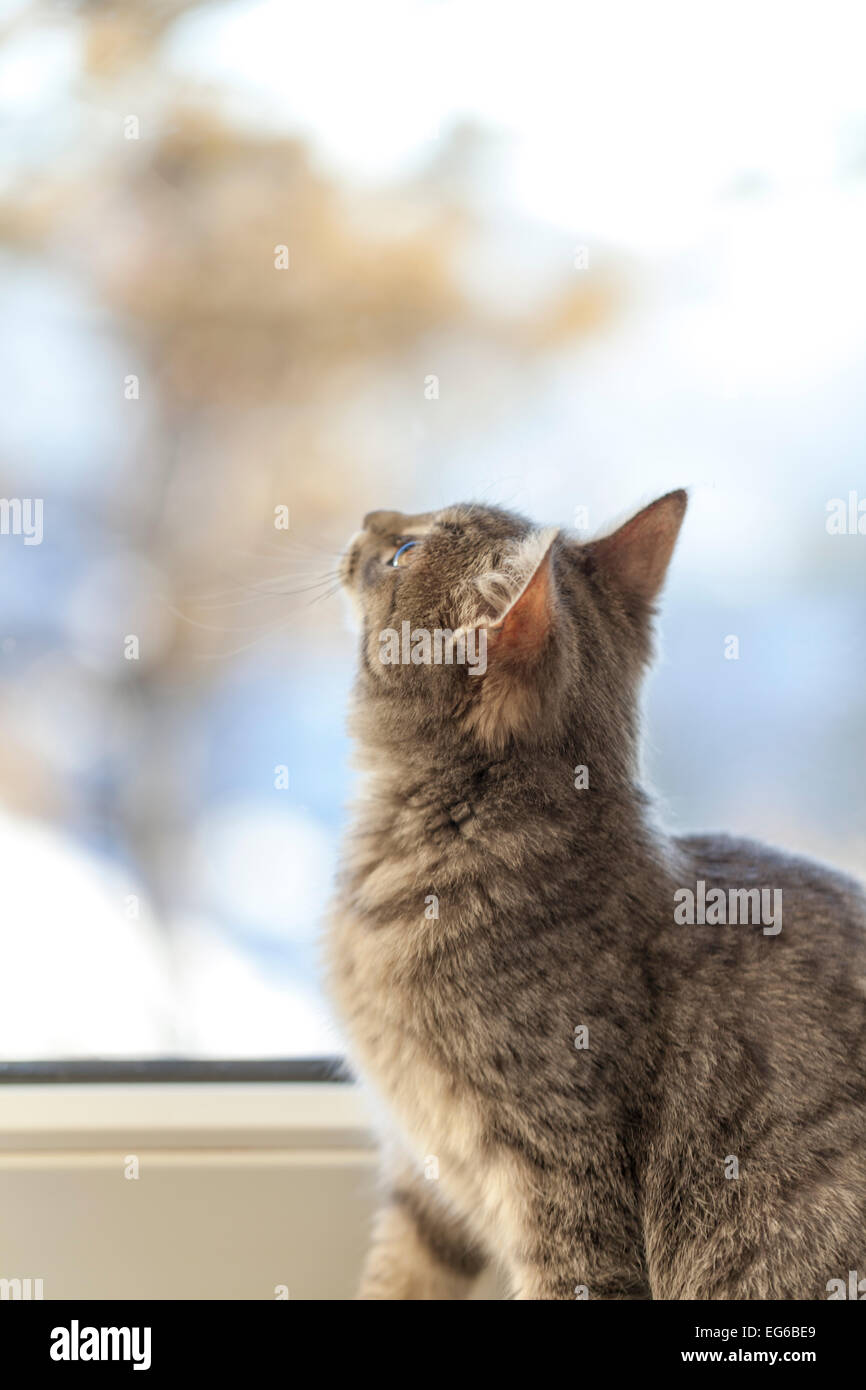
[0,1081,372,1154]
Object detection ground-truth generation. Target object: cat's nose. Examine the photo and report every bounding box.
[363,510,402,535]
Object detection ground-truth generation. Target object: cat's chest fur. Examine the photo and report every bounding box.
[326,768,646,1256]
[328,896,490,1165]
[327,831,534,1250]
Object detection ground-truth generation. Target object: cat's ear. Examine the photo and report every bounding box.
[586,489,687,602]
[486,530,558,658]
[461,530,560,750]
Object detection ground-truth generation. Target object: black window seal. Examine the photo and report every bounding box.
[0,1057,348,1084]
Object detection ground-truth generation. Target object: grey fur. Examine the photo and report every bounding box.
[326,493,866,1300]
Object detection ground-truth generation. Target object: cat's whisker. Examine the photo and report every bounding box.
[161,602,280,635]
[193,604,345,659]
[304,581,343,606]
[179,570,342,608]
[190,575,342,609]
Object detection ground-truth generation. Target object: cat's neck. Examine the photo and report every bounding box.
[352,728,675,873]
[343,732,682,963]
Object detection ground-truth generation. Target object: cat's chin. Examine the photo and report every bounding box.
[338,585,364,634]
[337,532,366,631]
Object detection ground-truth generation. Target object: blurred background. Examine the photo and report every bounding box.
[0,0,864,1059]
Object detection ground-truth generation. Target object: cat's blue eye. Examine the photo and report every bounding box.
[391,540,417,568]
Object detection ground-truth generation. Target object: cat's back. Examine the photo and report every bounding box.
[676,830,866,944]
[664,830,866,1073]
[648,832,866,1291]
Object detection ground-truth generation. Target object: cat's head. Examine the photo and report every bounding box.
[339,492,686,768]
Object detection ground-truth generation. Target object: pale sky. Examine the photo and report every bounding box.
[165,0,866,248]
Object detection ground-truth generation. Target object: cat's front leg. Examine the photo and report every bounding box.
[506,1190,651,1301]
[358,1167,487,1300]
[512,1264,651,1300]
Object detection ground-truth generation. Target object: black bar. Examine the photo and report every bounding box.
[0,1057,348,1084]
[4,1300,856,1368]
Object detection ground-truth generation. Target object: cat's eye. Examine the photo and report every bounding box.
[390,540,418,568]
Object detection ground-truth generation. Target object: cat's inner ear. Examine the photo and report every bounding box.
[461,528,560,750]
[486,530,558,658]
[587,489,687,602]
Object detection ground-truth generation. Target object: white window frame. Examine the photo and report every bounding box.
[0,1079,378,1301]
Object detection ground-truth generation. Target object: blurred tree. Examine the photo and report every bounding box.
[0,0,621,928]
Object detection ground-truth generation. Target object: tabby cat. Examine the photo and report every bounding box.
[326,492,866,1299]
